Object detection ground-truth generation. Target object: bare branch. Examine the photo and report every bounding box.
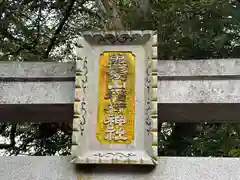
[34,0,43,46]
[43,0,78,59]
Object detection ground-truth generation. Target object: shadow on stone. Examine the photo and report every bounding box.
[75,164,156,174]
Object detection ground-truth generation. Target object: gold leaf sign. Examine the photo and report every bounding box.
[96,51,135,144]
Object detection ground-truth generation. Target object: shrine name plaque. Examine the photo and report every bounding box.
[72,31,158,165]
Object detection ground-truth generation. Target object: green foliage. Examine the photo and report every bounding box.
[0,0,101,62]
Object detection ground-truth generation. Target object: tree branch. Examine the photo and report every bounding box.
[43,0,77,59]
[99,0,124,30]
[0,46,26,60]
[80,6,102,20]
[131,0,150,18]
[12,136,37,156]
[0,123,7,134]
[0,124,17,149]
[33,0,43,47]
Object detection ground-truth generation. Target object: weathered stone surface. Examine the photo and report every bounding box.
[158,59,240,76]
[0,61,75,78]
[0,82,74,104]
[0,81,74,123]
[157,59,240,122]
[1,59,240,79]
[1,80,239,105]
[0,60,240,122]
[158,80,240,103]
[0,156,240,180]
[3,59,240,79]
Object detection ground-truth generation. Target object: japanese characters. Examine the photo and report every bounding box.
[104,54,128,142]
[96,52,135,144]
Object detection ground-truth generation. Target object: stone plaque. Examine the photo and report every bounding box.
[72,31,158,165]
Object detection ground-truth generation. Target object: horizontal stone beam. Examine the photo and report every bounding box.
[1,60,240,123]
[0,62,74,123]
[0,81,74,123]
[0,61,75,78]
[158,59,240,77]
[1,59,239,78]
[1,156,240,180]
[158,59,240,122]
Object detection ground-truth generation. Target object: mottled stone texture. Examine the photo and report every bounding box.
[0,82,74,104]
[1,59,240,122]
[0,62,75,122]
[1,157,240,180]
[158,59,240,76]
[1,59,240,104]
[157,59,240,122]
[158,80,240,103]
[1,61,240,178]
[0,61,75,78]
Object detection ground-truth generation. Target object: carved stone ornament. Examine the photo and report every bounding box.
[72,31,158,165]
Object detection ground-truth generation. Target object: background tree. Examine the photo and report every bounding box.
[0,0,240,156]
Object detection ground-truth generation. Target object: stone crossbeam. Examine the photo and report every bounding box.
[0,156,240,180]
[1,59,240,123]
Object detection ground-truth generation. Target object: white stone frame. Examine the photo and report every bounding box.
[71,31,158,165]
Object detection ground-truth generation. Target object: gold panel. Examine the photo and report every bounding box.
[96,51,135,144]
